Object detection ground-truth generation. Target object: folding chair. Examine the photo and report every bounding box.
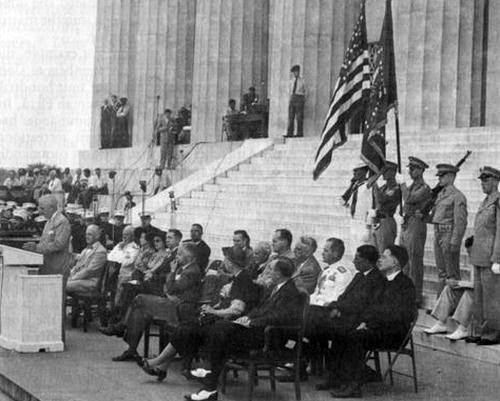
[221,292,310,401]
[364,315,418,393]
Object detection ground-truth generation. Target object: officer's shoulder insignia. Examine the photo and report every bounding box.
[337,265,347,273]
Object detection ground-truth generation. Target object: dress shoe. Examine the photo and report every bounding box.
[424,321,447,335]
[464,336,481,344]
[184,389,218,401]
[445,326,468,341]
[330,383,362,398]
[112,350,140,362]
[190,368,212,379]
[141,359,167,382]
[363,365,382,383]
[476,338,499,346]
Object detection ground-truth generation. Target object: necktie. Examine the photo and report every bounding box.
[292,78,298,94]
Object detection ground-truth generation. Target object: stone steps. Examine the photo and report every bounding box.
[150,129,500,310]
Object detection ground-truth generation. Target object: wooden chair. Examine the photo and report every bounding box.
[364,314,419,393]
[220,292,310,401]
[69,263,111,332]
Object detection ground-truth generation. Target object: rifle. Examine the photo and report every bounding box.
[421,150,472,216]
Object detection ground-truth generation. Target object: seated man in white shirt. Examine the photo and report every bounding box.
[306,238,354,335]
[66,224,107,297]
[108,225,140,306]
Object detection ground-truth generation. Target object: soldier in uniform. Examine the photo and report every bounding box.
[398,157,432,306]
[430,163,468,295]
[372,161,401,254]
[467,166,500,345]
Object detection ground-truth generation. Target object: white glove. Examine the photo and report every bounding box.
[394,214,403,226]
[395,173,406,185]
[492,263,500,275]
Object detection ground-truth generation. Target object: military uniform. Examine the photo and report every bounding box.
[469,166,500,343]
[430,164,468,294]
[400,157,432,306]
[373,180,401,254]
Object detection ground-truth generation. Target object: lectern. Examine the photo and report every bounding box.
[0,244,64,352]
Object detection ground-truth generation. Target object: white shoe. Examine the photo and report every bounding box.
[424,321,447,335]
[190,368,212,378]
[445,325,468,341]
[185,389,218,401]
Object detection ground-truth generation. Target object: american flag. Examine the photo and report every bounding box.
[361,0,397,175]
[312,1,371,180]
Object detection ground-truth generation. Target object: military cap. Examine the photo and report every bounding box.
[407,156,429,170]
[22,202,36,209]
[12,209,27,221]
[6,201,18,208]
[98,207,110,215]
[34,215,47,223]
[436,163,459,176]
[479,166,500,180]
[66,207,81,216]
[114,210,125,217]
[290,64,300,72]
[0,200,5,206]
[138,211,153,218]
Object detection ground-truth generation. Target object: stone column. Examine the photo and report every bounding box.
[191,0,269,143]
[267,0,363,139]
[486,0,500,125]
[91,0,196,149]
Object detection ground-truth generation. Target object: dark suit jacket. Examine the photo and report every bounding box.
[335,268,385,317]
[248,279,302,328]
[196,240,211,271]
[165,261,202,303]
[362,272,417,340]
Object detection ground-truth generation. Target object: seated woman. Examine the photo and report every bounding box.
[138,246,260,381]
[103,232,171,332]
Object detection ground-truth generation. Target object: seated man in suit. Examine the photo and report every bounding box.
[312,244,385,391]
[184,256,303,401]
[185,223,211,272]
[248,241,272,279]
[111,242,202,362]
[330,245,417,398]
[66,224,107,298]
[292,235,322,294]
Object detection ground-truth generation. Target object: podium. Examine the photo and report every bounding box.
[0,245,64,352]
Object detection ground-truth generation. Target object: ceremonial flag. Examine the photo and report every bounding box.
[312,1,371,180]
[361,0,398,177]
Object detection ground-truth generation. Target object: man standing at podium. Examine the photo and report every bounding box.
[23,195,72,278]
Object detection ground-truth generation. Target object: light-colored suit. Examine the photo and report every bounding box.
[66,242,107,297]
[293,255,322,294]
[35,211,72,276]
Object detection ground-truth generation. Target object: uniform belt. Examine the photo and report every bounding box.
[434,223,453,233]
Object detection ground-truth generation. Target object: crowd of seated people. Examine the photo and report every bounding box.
[77,220,416,401]
[2,189,418,401]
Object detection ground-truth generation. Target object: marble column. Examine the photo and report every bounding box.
[267,0,363,139]
[91,0,196,149]
[191,0,269,143]
[470,0,487,127]
[486,0,500,125]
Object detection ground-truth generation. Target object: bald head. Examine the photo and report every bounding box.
[38,195,58,219]
[85,224,101,245]
[254,241,272,265]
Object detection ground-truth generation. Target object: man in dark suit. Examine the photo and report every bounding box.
[313,244,385,391]
[111,242,202,362]
[184,257,303,401]
[330,245,417,398]
[186,223,211,271]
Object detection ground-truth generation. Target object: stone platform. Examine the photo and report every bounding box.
[1,317,500,401]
